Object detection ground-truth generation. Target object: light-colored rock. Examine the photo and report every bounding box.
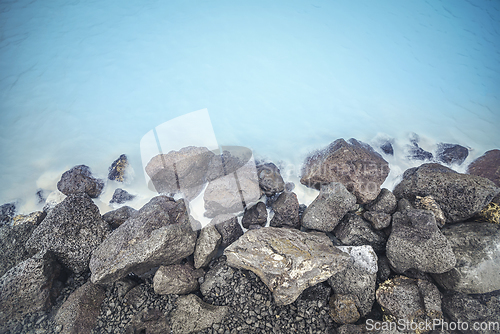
[153,263,199,295]
[194,225,222,268]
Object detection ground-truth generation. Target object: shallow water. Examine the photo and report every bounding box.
[0,0,499,213]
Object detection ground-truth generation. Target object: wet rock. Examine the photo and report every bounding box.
[393,163,500,223]
[363,211,391,230]
[414,195,446,228]
[407,142,433,161]
[432,222,500,294]
[0,211,45,277]
[436,143,468,165]
[57,165,105,198]
[386,209,456,274]
[328,245,377,317]
[365,188,398,214]
[376,276,442,331]
[0,250,61,324]
[224,227,350,305]
[109,188,135,204]
[241,202,268,229]
[108,154,129,182]
[0,202,16,225]
[101,205,137,229]
[54,282,105,334]
[380,142,394,156]
[329,293,360,324]
[467,149,500,187]
[257,163,285,196]
[300,138,390,204]
[125,308,170,334]
[301,183,356,232]
[153,263,199,295]
[90,196,197,284]
[170,294,229,334]
[42,189,66,213]
[206,147,250,182]
[26,194,109,273]
[194,225,222,268]
[211,214,243,248]
[270,191,300,229]
[334,213,387,252]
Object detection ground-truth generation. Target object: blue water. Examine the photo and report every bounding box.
[1,0,499,213]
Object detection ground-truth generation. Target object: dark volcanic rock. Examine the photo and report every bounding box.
[363,211,391,230]
[57,165,105,198]
[393,163,500,223]
[125,308,170,334]
[386,209,456,274]
[436,143,469,165]
[224,227,350,305]
[329,293,360,324]
[407,142,433,161]
[108,154,129,182]
[380,141,394,156]
[109,188,136,204]
[334,213,387,252]
[467,149,500,187]
[54,281,105,334]
[0,250,61,324]
[413,195,446,228]
[242,202,268,229]
[301,182,356,232]
[432,222,500,294]
[365,188,397,214]
[211,214,243,248]
[206,149,248,182]
[257,162,285,196]
[101,205,137,229]
[26,194,109,273]
[0,202,16,225]
[194,224,222,268]
[153,263,199,295]
[90,196,197,284]
[270,191,300,229]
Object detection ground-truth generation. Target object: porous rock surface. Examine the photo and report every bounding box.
[194,224,222,268]
[210,214,243,248]
[334,213,387,252]
[224,227,350,305]
[153,263,199,295]
[242,201,268,228]
[257,162,285,196]
[467,149,500,187]
[109,188,135,204]
[270,191,300,229]
[57,165,105,198]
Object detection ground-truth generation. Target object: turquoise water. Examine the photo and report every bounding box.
[1,0,499,213]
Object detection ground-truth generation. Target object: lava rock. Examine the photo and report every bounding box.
[393,163,500,223]
[57,165,105,198]
[206,149,249,182]
[211,214,243,248]
[432,222,500,294]
[125,308,170,334]
[108,154,129,182]
[170,294,229,334]
[467,149,500,187]
[301,182,356,232]
[194,224,222,268]
[386,209,456,274]
[329,293,360,324]
[199,256,236,298]
[407,142,433,161]
[380,142,394,156]
[256,162,285,196]
[334,213,387,252]
[365,188,398,214]
[26,193,109,273]
[0,202,16,225]
[413,195,446,228]
[54,281,106,334]
[90,196,197,284]
[363,211,391,230]
[436,143,469,165]
[242,202,268,229]
[101,205,138,229]
[109,188,136,204]
[270,191,300,229]
[301,138,390,204]
[153,263,199,295]
[224,227,350,305]
[377,255,392,284]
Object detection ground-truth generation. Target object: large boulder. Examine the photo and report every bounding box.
[224,227,350,305]
[206,149,248,182]
[256,163,285,196]
[300,138,390,204]
[393,163,500,223]
[26,194,109,273]
[57,165,104,198]
[89,196,197,284]
[334,213,387,252]
[432,222,500,294]
[153,263,199,295]
[0,250,61,324]
[467,149,500,187]
[270,191,300,229]
[386,209,456,274]
[301,183,356,232]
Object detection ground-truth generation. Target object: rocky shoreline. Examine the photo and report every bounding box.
[0,138,499,334]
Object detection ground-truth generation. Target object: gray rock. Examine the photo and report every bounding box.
[0,211,45,277]
[153,263,199,295]
[302,183,356,232]
[123,285,148,310]
[467,149,500,187]
[334,213,387,252]
[194,225,222,268]
[108,154,129,182]
[211,214,243,248]
[328,245,378,317]
[54,282,105,334]
[365,188,397,214]
[381,141,394,156]
[170,294,229,334]
[242,202,268,229]
[363,211,391,230]
[377,255,392,284]
[386,209,456,274]
[329,293,360,324]
[206,147,251,182]
[270,191,300,229]
[300,138,390,204]
[413,195,446,228]
[57,165,105,198]
[125,308,170,334]
[200,256,235,298]
[376,276,442,330]
[101,205,137,229]
[109,188,135,204]
[0,250,61,324]
[393,163,500,223]
[0,202,16,225]
[436,143,469,165]
[407,142,433,161]
[114,276,139,301]
[89,196,197,284]
[432,222,500,294]
[224,227,350,305]
[26,194,109,273]
[257,163,285,196]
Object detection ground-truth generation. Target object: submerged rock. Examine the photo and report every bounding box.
[108,154,129,182]
[467,149,500,187]
[436,143,468,165]
[57,165,104,198]
[109,188,135,204]
[224,227,350,305]
[406,142,433,161]
[257,162,285,196]
[300,138,390,204]
[270,191,300,229]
